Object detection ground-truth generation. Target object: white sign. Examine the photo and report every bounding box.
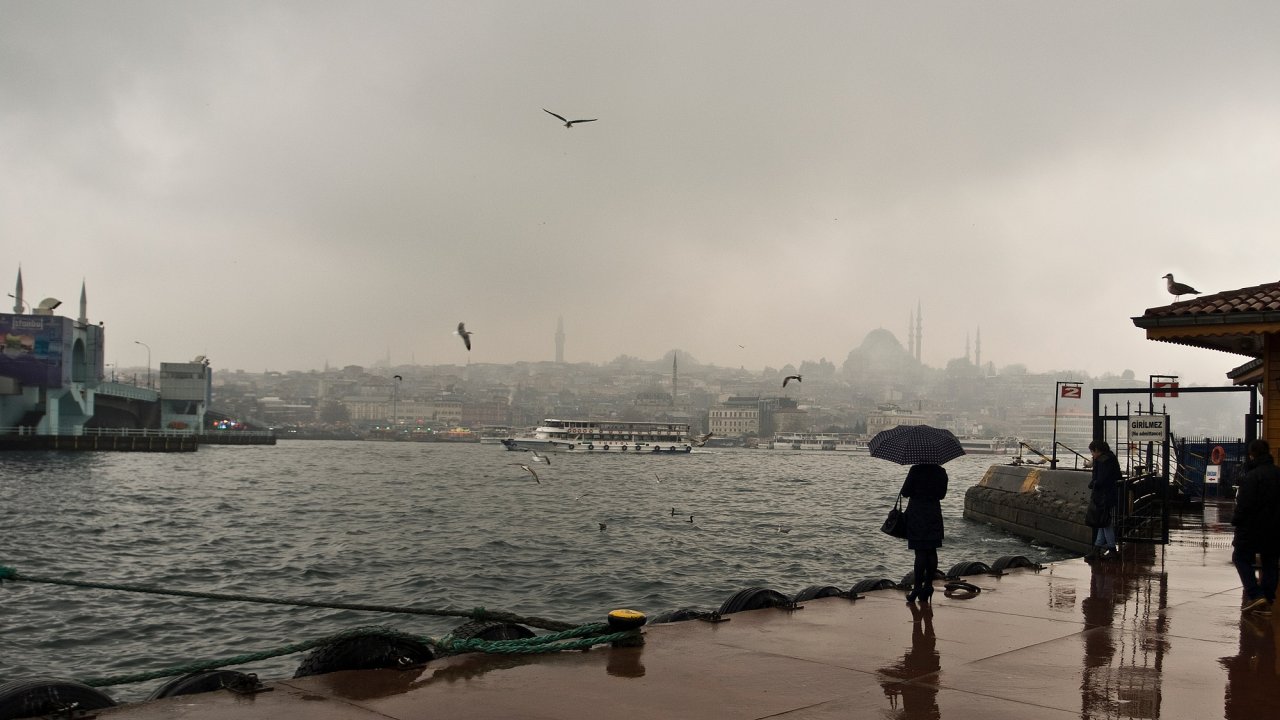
[1205,465,1221,485]
[1129,415,1168,442]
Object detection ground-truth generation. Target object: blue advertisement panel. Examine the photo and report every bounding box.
[0,313,68,388]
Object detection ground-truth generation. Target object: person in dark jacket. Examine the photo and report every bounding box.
[1232,439,1280,614]
[1086,440,1122,561]
[900,463,948,603]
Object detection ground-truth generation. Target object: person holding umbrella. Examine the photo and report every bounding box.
[869,425,966,605]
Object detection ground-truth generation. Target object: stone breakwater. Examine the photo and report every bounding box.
[963,464,1094,554]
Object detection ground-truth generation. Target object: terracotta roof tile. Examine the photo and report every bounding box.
[1137,280,1280,319]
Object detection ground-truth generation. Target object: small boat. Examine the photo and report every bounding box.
[957,436,1016,454]
[501,419,693,454]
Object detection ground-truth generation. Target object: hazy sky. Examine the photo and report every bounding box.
[3,1,1278,383]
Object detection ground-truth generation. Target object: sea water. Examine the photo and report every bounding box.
[0,442,1073,701]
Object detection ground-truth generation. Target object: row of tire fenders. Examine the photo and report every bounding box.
[0,555,1039,719]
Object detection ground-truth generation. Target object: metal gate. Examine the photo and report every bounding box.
[1092,385,1258,546]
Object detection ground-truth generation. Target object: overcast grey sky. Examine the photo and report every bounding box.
[3,1,1277,383]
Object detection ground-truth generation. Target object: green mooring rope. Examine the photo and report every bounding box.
[1,567,642,688]
[75,623,641,688]
[0,564,577,630]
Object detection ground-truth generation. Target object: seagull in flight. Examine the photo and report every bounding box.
[783,374,802,388]
[692,432,713,447]
[530,450,551,465]
[1162,273,1201,301]
[516,464,540,483]
[543,108,597,128]
[456,322,473,351]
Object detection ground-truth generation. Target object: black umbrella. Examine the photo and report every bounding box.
[868,425,966,465]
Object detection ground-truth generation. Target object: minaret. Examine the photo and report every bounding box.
[975,326,982,369]
[12,267,23,313]
[914,301,922,362]
[907,309,915,359]
[555,316,565,363]
[965,332,971,363]
[672,353,678,407]
[79,280,88,324]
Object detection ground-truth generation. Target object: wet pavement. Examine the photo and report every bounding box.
[99,502,1276,719]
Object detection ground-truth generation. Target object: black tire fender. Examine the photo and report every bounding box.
[147,670,257,700]
[717,587,789,614]
[0,678,116,720]
[792,585,844,602]
[293,631,434,678]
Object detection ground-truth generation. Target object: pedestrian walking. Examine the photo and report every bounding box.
[1232,439,1280,615]
[1085,440,1122,562]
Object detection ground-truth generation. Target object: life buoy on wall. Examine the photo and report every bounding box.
[1210,445,1226,464]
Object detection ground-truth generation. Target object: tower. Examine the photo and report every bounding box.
[672,353,678,407]
[914,301,922,363]
[555,316,565,363]
[79,280,88,325]
[907,309,915,359]
[12,267,23,313]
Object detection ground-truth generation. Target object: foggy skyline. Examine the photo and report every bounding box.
[4,2,1279,385]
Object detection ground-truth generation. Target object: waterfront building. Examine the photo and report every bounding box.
[158,358,211,432]
[865,404,926,437]
[0,275,105,435]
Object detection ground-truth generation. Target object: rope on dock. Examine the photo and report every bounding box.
[73,623,642,688]
[0,564,578,631]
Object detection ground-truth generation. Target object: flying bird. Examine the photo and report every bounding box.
[456,322,473,351]
[393,374,402,381]
[530,450,551,465]
[783,375,802,388]
[515,464,540,483]
[692,432,713,447]
[543,108,597,128]
[598,523,607,531]
[1162,273,1201,301]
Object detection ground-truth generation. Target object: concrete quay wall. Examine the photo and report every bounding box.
[963,464,1094,554]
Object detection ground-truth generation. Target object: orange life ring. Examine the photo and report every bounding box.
[1210,445,1225,465]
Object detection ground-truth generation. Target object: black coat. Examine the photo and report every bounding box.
[900,464,948,550]
[1086,450,1121,527]
[1232,453,1280,552]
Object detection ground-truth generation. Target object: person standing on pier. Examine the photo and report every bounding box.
[901,463,948,603]
[1086,440,1122,562]
[1231,439,1280,615]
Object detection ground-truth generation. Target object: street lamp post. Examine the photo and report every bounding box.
[135,341,152,388]
[6,293,30,313]
[392,374,402,436]
[1051,381,1083,469]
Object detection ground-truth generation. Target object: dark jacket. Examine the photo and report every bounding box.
[900,463,948,550]
[1232,453,1280,552]
[1087,450,1122,527]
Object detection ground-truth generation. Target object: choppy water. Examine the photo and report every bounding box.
[0,441,1073,701]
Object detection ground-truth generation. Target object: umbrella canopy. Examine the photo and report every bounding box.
[868,425,966,465]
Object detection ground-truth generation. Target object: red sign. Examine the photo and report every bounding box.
[1060,385,1082,398]
[1154,381,1179,398]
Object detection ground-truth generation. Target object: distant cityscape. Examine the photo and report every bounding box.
[171,326,1246,453]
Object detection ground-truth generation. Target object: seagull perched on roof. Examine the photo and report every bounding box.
[456,322,473,351]
[783,374,802,388]
[543,109,597,128]
[1162,274,1201,301]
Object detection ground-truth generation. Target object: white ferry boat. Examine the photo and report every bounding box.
[477,425,513,444]
[501,419,694,454]
[765,432,867,451]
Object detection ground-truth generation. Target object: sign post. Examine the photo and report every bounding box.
[1052,381,1083,469]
